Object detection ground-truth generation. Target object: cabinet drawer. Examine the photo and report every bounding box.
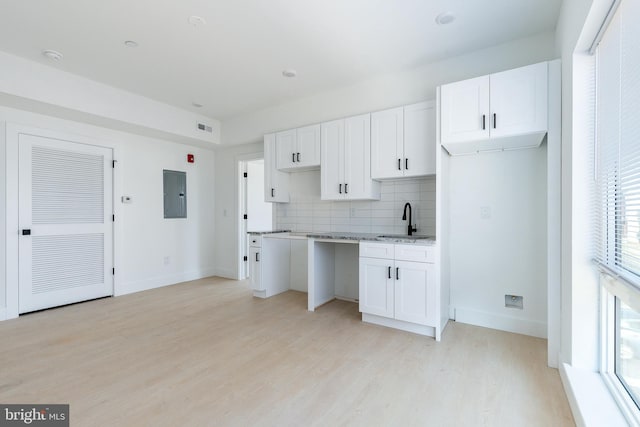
[248,235,262,247]
[394,244,434,263]
[359,242,394,259]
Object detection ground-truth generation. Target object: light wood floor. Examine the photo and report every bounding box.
[0,277,574,426]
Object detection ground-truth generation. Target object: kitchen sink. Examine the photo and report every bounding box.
[376,234,434,240]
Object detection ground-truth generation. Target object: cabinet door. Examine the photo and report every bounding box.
[249,247,263,291]
[490,62,548,138]
[264,134,289,203]
[275,129,296,170]
[320,119,345,200]
[359,257,394,318]
[403,102,436,177]
[343,113,372,199]
[371,107,404,179]
[440,75,490,144]
[394,260,436,325]
[296,124,321,168]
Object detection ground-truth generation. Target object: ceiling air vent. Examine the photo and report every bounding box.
[197,122,213,133]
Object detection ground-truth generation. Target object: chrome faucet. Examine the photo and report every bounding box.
[402,202,417,236]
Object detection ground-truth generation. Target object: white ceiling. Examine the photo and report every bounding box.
[0,0,562,120]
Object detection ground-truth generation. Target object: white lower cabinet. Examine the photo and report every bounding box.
[394,260,436,325]
[358,257,394,318]
[359,242,438,333]
[249,246,263,292]
[248,236,291,298]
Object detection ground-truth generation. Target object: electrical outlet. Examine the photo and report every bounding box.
[164,256,170,266]
[480,206,491,219]
[505,294,523,309]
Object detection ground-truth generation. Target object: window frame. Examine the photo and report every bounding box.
[601,281,640,425]
[594,0,640,422]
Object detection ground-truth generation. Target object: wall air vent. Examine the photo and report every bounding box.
[197,122,213,133]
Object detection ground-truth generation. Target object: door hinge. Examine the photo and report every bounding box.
[243,256,248,262]
[112,214,115,222]
[243,214,247,219]
[112,267,115,275]
[243,172,248,178]
[112,160,117,168]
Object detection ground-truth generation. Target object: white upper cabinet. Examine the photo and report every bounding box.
[489,62,548,138]
[276,124,320,171]
[320,119,345,200]
[321,114,380,200]
[275,129,296,169]
[440,75,490,144]
[371,101,436,180]
[296,124,322,168]
[404,101,437,177]
[440,61,548,155]
[371,107,404,179]
[264,133,289,203]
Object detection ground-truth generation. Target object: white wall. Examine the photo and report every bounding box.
[0,51,221,147]
[214,142,264,279]
[222,32,557,146]
[448,146,548,338]
[116,134,216,295]
[0,104,216,319]
[277,171,436,236]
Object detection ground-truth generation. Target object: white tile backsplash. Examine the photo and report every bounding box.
[276,170,436,235]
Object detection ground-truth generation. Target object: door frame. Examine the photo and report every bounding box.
[5,123,121,320]
[235,152,273,280]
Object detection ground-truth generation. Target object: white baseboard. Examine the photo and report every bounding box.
[115,267,217,296]
[560,363,627,427]
[363,313,436,338]
[454,306,547,338]
[213,267,239,280]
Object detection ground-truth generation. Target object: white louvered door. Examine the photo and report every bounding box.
[18,134,113,313]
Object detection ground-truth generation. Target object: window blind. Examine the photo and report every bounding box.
[595,0,640,286]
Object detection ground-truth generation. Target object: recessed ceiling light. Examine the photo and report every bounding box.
[282,69,297,78]
[124,40,139,48]
[435,12,455,25]
[42,49,63,61]
[192,102,203,108]
[188,15,207,26]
